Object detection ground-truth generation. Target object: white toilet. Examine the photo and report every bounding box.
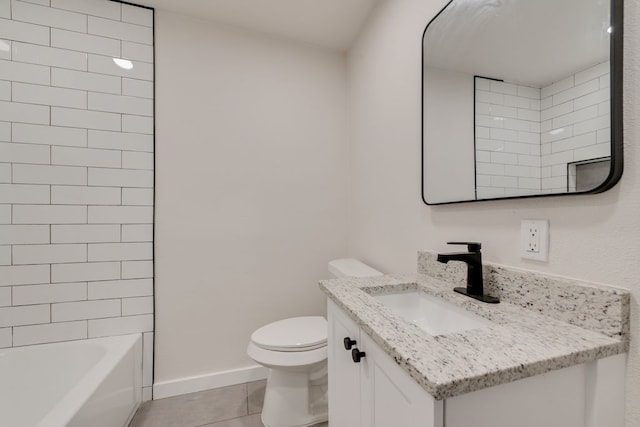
[247,258,382,427]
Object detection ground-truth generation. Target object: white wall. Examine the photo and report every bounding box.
[347,0,640,425]
[423,67,475,203]
[0,0,154,400]
[154,10,348,385]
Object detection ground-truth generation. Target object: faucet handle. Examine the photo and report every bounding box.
[447,242,482,252]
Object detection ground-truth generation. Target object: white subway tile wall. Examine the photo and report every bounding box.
[0,0,154,399]
[540,62,610,193]
[475,78,542,199]
[475,62,610,198]
[0,286,12,304]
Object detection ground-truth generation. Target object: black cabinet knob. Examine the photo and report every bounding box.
[352,348,366,363]
[343,337,357,350]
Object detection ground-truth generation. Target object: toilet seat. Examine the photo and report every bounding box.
[251,316,327,352]
[247,341,327,368]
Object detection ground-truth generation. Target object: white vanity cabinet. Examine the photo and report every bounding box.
[327,300,626,427]
[328,300,442,427]
[359,331,443,427]
[328,299,365,427]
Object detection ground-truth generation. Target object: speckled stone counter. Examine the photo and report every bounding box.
[319,254,629,400]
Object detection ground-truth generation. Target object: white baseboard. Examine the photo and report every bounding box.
[152,365,268,399]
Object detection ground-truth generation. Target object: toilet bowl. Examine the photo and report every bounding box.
[247,259,382,427]
[247,317,328,427]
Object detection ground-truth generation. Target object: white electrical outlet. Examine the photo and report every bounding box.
[526,225,540,253]
[520,220,549,261]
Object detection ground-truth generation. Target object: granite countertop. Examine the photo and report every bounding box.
[319,255,629,400]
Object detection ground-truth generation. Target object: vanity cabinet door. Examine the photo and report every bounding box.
[360,332,443,427]
[328,300,363,427]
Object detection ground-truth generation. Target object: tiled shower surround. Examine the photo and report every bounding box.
[0,0,154,400]
[475,61,610,198]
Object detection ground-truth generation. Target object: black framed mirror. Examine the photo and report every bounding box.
[422,0,623,205]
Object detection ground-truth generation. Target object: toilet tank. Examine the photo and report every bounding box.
[328,258,383,278]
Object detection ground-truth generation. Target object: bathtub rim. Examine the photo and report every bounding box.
[30,333,143,427]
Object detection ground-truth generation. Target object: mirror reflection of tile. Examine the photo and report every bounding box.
[475,62,611,200]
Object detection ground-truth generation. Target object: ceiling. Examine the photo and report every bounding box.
[424,0,611,87]
[138,0,379,51]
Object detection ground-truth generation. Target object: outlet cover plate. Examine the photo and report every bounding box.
[520,219,549,261]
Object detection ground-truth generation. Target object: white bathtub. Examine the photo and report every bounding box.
[0,334,143,427]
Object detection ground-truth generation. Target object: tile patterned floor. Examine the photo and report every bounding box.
[129,380,328,427]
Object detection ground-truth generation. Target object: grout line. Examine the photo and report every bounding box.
[245,382,249,416]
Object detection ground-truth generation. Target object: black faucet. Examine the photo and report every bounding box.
[437,242,499,304]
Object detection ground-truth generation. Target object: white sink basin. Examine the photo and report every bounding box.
[373,291,493,336]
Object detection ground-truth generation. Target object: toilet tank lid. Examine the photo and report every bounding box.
[328,258,383,278]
